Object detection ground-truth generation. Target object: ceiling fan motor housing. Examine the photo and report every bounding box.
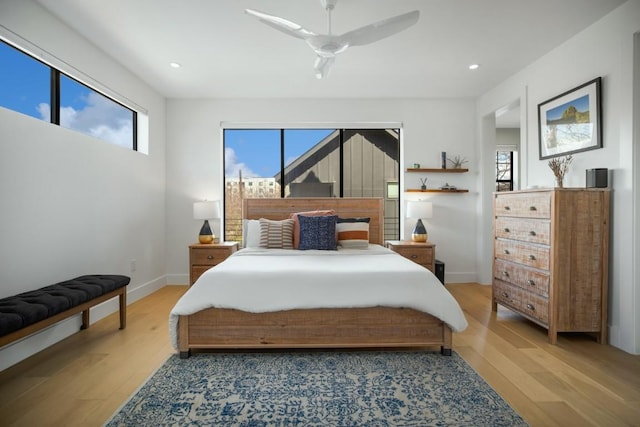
[321,0,338,11]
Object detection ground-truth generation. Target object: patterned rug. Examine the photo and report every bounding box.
[105,351,527,426]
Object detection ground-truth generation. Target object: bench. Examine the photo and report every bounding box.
[0,275,129,348]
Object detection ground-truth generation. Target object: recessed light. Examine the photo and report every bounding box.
[469,64,480,70]
[169,62,181,68]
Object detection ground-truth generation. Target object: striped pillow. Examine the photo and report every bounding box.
[259,218,294,249]
[337,217,370,249]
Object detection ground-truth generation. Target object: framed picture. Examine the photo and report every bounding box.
[538,77,602,160]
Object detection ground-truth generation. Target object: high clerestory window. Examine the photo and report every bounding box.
[0,40,137,150]
[224,128,401,243]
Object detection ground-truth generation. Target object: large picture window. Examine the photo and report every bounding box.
[0,40,137,150]
[224,128,400,243]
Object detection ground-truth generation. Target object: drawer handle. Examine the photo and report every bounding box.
[529,231,537,236]
[527,279,536,286]
[504,206,511,211]
[528,254,536,261]
[502,271,509,277]
[504,249,510,255]
[207,255,214,260]
[503,228,510,233]
[529,206,537,211]
[502,292,509,298]
[410,254,418,259]
[526,303,535,311]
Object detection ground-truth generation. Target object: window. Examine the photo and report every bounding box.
[0,41,49,121]
[496,151,514,191]
[224,128,400,243]
[0,40,137,150]
[59,74,136,149]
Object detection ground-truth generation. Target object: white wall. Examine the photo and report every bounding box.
[476,0,640,354]
[0,0,167,369]
[165,98,478,285]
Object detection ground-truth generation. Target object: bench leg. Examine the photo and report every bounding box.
[81,309,90,330]
[119,291,127,329]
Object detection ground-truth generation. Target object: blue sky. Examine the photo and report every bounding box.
[0,40,133,148]
[224,129,334,178]
[546,94,590,121]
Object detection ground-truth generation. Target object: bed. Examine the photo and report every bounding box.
[170,198,467,358]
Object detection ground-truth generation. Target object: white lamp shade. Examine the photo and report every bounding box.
[193,201,220,220]
[406,200,433,219]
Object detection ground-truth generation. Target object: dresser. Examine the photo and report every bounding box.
[492,188,610,344]
[189,242,238,285]
[386,240,435,273]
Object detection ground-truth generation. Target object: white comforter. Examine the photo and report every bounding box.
[169,244,468,349]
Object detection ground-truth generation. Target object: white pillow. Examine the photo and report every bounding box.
[242,219,261,248]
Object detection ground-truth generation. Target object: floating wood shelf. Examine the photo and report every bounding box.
[406,189,469,193]
[406,168,469,173]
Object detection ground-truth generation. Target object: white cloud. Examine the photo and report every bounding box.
[225,147,258,178]
[38,92,133,148]
[37,103,50,122]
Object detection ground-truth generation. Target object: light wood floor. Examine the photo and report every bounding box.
[0,283,638,426]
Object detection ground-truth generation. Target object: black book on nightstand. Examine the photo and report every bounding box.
[434,259,445,285]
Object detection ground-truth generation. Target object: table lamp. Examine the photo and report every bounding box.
[193,201,220,244]
[406,200,433,242]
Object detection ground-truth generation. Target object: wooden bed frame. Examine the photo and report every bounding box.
[177,197,452,357]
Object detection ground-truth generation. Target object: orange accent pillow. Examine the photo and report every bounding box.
[289,210,336,249]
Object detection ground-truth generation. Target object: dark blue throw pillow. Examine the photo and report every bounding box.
[298,215,338,250]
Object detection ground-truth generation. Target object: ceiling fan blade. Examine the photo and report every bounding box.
[341,10,419,47]
[314,56,335,79]
[245,9,316,40]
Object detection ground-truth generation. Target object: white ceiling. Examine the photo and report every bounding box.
[37,0,624,100]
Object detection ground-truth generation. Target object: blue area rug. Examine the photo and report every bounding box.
[106,351,527,426]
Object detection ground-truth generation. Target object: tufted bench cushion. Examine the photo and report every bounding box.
[0,275,129,344]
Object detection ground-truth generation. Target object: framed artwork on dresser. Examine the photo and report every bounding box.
[538,77,602,160]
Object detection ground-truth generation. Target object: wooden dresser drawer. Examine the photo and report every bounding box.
[494,259,550,297]
[392,246,434,267]
[494,239,550,270]
[494,217,551,244]
[494,192,551,218]
[494,279,549,325]
[191,266,212,284]
[191,248,228,265]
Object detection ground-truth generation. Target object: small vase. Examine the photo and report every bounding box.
[421,184,427,191]
[556,177,564,188]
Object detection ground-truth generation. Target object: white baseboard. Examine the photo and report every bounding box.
[0,275,167,372]
[166,273,188,285]
[444,272,478,284]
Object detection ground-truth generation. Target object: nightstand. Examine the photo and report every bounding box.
[386,240,436,274]
[189,242,238,285]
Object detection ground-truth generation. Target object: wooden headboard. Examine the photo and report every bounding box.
[242,198,384,245]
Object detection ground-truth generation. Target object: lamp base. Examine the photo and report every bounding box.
[411,233,428,242]
[199,234,215,244]
[411,219,428,242]
[198,220,215,244]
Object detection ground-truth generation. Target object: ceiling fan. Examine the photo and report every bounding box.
[245,0,420,79]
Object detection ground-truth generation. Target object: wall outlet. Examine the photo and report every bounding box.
[130,259,137,273]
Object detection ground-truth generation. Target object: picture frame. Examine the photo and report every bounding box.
[538,77,602,160]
